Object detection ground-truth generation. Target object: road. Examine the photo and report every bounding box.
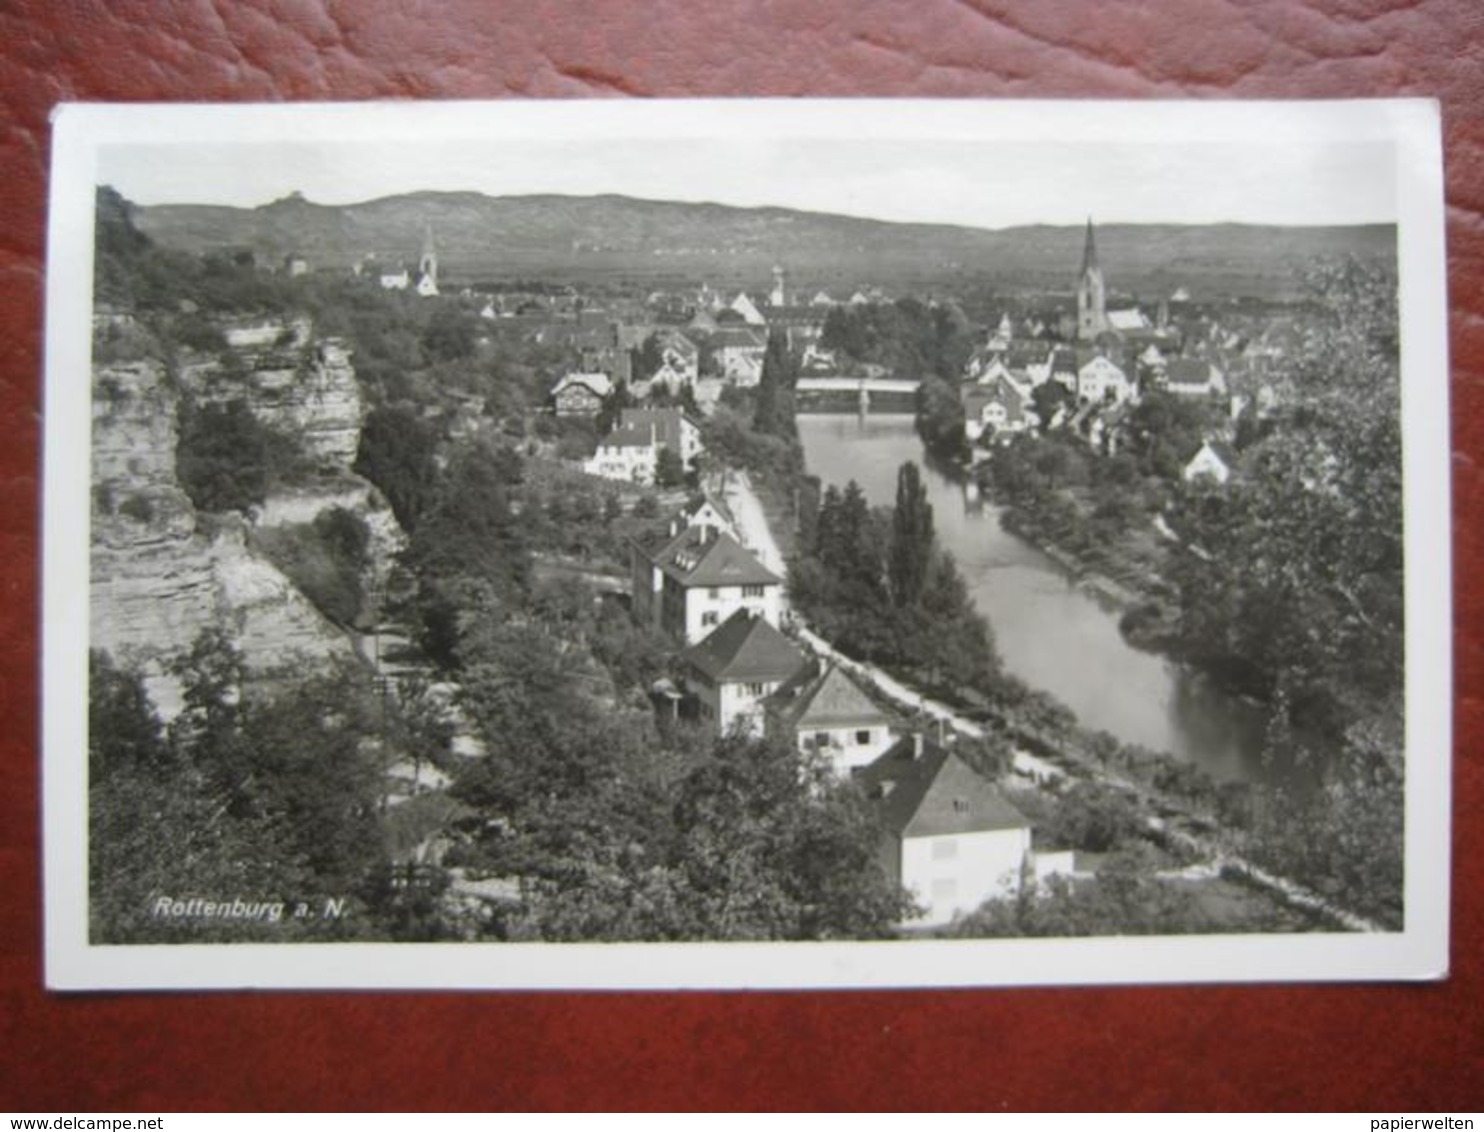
[717,464,1386,932]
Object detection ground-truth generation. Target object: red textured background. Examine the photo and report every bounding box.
[2,0,1482,1112]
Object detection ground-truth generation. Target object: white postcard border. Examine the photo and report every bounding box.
[43,98,1451,990]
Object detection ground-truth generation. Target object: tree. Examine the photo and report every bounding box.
[753,330,797,439]
[1031,380,1072,430]
[354,405,440,531]
[654,445,686,488]
[421,304,477,363]
[888,462,934,607]
[176,397,308,514]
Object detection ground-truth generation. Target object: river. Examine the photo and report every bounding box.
[795,413,1273,784]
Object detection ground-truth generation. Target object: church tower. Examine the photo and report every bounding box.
[769,264,787,308]
[1075,217,1107,341]
[416,222,439,297]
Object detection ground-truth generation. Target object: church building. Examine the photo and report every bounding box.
[1075,217,1108,341]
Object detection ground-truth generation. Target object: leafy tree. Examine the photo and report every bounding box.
[354,405,440,531]
[1031,380,1072,429]
[654,445,686,488]
[421,303,478,363]
[752,330,797,439]
[888,462,934,607]
[176,397,309,514]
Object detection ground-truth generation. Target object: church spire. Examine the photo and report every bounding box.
[1081,216,1099,275]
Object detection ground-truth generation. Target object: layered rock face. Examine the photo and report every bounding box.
[90,324,392,719]
[179,328,363,469]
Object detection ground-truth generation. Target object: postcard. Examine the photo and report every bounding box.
[43,98,1450,988]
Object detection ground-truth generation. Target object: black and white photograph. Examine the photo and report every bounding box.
[43,99,1450,989]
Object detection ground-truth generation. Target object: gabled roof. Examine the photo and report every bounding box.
[552,372,613,398]
[711,326,768,350]
[684,610,805,683]
[858,738,1030,840]
[616,407,698,450]
[1165,358,1218,385]
[780,664,895,730]
[653,528,781,588]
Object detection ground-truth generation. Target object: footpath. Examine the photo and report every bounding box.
[719,466,1387,934]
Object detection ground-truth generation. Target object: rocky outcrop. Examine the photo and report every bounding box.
[179,321,363,471]
[90,341,377,719]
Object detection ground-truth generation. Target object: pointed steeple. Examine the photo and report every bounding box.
[1080,216,1099,275]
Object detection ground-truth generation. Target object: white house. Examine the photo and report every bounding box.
[582,408,703,486]
[963,374,1033,443]
[683,610,806,737]
[771,663,898,774]
[712,327,768,386]
[859,736,1033,927]
[633,526,784,645]
[1182,439,1234,485]
[729,292,767,326]
[378,269,411,291]
[1163,358,1228,399]
[1076,355,1135,405]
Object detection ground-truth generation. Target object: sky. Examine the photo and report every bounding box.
[92,105,1400,230]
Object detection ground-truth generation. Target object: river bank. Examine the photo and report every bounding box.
[724,454,1377,935]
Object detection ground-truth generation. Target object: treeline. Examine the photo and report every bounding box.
[789,462,1002,699]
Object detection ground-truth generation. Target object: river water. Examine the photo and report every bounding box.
[796,413,1273,784]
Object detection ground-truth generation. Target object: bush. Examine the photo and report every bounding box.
[253,508,371,627]
[176,397,310,514]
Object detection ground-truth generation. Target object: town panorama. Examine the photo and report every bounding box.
[85,184,1403,945]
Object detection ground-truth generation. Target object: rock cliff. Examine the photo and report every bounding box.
[90,326,396,719]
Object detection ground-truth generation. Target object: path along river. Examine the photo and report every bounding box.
[795,413,1276,785]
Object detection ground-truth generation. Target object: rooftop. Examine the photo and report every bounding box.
[858,737,1030,840]
[653,528,781,589]
[777,664,896,731]
[683,610,806,683]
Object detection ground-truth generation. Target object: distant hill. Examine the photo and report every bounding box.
[130,190,1397,300]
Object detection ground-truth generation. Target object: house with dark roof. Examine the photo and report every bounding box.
[769,662,899,773]
[630,495,739,633]
[858,736,1033,926]
[683,610,807,737]
[631,524,783,645]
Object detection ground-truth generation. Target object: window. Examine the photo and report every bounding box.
[931,878,958,902]
[815,731,832,748]
[708,587,721,600]
[855,729,873,745]
[742,584,766,598]
[701,611,719,627]
[742,682,767,697]
[932,838,959,861]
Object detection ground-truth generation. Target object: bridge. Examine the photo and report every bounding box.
[794,376,921,413]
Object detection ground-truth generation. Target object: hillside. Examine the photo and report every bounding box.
[130,190,1397,299]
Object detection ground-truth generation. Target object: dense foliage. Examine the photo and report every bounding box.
[175,397,312,514]
[789,464,1001,697]
[89,642,446,943]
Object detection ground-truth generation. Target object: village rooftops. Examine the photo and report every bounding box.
[683,609,805,684]
[857,738,1030,840]
[652,527,781,589]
